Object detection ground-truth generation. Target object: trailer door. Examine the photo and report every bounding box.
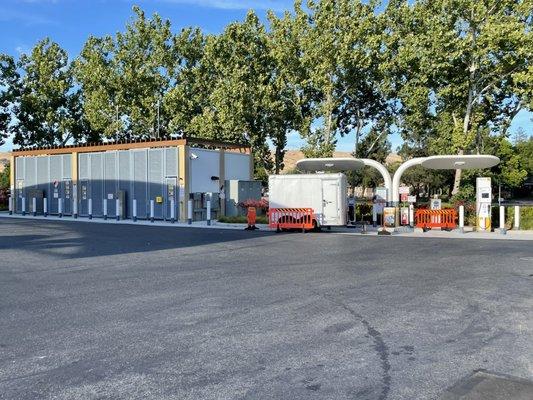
[322,179,339,225]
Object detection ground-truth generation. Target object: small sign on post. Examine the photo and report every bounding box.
[399,186,410,203]
[407,195,417,203]
[430,198,442,210]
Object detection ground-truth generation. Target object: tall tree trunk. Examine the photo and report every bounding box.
[451,81,474,196]
[275,143,283,174]
[354,108,362,156]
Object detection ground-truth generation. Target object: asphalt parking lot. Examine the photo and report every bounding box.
[0,218,532,400]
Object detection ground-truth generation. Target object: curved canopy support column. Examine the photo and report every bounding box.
[361,158,392,203]
[392,157,425,205]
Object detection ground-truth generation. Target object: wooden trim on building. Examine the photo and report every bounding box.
[10,137,250,157]
[9,155,14,191]
[11,139,187,156]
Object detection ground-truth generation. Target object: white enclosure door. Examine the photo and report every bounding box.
[322,179,339,225]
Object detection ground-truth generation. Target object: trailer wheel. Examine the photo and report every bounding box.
[312,220,321,232]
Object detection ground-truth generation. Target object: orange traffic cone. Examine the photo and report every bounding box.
[245,206,258,230]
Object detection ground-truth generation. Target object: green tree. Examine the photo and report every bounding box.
[186,12,278,177]
[0,164,9,192]
[75,6,172,139]
[287,0,391,158]
[388,0,532,193]
[164,27,207,136]
[0,55,19,146]
[11,39,88,147]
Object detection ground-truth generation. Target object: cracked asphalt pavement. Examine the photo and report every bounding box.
[0,218,532,399]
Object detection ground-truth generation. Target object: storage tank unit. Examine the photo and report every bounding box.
[268,173,347,227]
[9,138,252,222]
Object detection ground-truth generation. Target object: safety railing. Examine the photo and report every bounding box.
[415,209,457,230]
[268,208,315,232]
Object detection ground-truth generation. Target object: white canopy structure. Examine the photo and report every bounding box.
[296,157,393,202]
[295,154,500,206]
[392,155,500,204]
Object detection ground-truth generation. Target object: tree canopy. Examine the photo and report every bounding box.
[1,0,531,195]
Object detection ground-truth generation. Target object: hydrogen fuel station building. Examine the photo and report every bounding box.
[9,137,253,222]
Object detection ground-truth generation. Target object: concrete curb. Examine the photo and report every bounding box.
[1,212,532,240]
[0,212,273,232]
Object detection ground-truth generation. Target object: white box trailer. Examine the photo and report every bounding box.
[268,173,347,227]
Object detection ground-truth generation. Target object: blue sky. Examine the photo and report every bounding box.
[0,0,531,152]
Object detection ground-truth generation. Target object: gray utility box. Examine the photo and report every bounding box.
[225,180,262,217]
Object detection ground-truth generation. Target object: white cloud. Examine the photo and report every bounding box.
[158,0,293,12]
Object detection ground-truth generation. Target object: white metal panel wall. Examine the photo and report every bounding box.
[133,149,148,218]
[14,154,71,215]
[90,153,104,216]
[15,157,25,212]
[189,148,220,193]
[15,146,180,219]
[225,152,251,181]
[104,152,117,216]
[36,156,49,196]
[148,149,164,219]
[165,148,178,177]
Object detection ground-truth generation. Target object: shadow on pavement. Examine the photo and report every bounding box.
[0,218,274,260]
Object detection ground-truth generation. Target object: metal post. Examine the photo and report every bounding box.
[88,198,93,219]
[372,204,377,228]
[207,193,211,226]
[499,205,506,234]
[43,198,48,217]
[409,204,414,228]
[58,198,63,218]
[116,198,120,221]
[73,198,78,218]
[170,199,175,223]
[8,196,13,215]
[150,200,155,222]
[187,194,193,225]
[514,206,520,230]
[133,199,137,222]
[459,205,464,233]
[32,197,37,216]
[22,197,26,216]
[103,199,107,220]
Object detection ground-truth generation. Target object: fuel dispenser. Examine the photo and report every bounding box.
[476,177,492,231]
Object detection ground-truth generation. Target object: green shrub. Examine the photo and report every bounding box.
[218,215,268,224]
[519,207,533,230]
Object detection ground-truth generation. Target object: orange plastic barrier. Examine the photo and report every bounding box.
[415,209,457,230]
[269,208,315,232]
